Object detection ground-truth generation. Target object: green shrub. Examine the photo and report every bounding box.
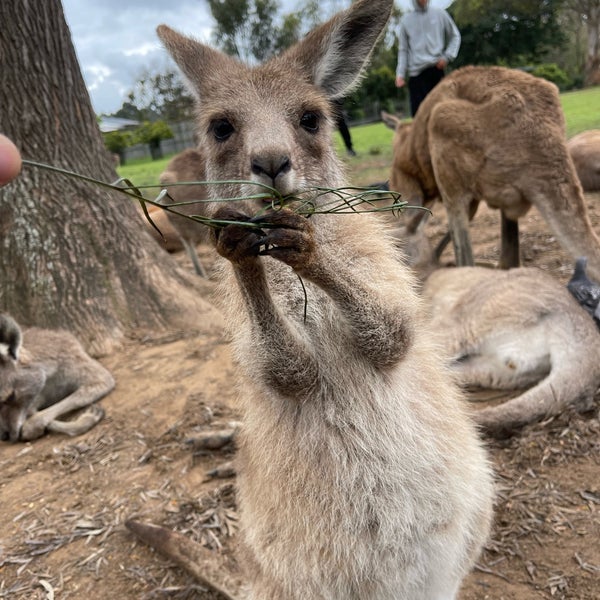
[133,121,174,160]
[103,130,132,164]
[531,63,572,90]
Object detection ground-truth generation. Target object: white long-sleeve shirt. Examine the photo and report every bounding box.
[396,1,461,78]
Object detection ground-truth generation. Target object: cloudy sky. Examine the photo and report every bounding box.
[62,0,451,116]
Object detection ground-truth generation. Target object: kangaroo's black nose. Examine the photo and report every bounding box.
[251,155,291,180]
[1,431,10,442]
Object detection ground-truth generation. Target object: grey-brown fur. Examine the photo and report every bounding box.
[0,313,115,442]
[129,2,495,598]
[423,267,600,437]
[158,148,210,276]
[385,67,600,280]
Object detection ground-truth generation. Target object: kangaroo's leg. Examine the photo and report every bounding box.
[181,236,208,277]
[20,377,114,441]
[499,211,520,269]
[446,201,474,267]
[436,200,480,261]
[45,404,105,436]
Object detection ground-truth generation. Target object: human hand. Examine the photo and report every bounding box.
[436,58,447,70]
[395,76,405,88]
[0,135,22,185]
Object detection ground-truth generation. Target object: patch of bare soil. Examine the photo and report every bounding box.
[1,192,599,599]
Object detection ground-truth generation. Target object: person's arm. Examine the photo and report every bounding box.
[395,22,409,87]
[442,12,461,63]
[0,135,22,185]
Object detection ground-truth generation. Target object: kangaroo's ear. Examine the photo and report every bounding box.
[0,314,22,362]
[282,0,393,99]
[156,25,242,100]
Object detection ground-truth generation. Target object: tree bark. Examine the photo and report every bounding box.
[567,0,600,85]
[584,3,600,85]
[0,0,221,355]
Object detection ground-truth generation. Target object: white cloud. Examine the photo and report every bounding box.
[62,0,215,114]
[62,0,455,115]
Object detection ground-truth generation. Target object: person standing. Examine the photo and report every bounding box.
[395,0,461,117]
[332,99,357,157]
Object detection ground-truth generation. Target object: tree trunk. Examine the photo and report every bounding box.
[149,140,163,160]
[0,0,221,355]
[584,3,600,85]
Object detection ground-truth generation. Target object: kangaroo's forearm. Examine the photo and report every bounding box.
[234,263,319,396]
[301,261,414,368]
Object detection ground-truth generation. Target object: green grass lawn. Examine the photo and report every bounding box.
[560,86,600,137]
[118,86,599,190]
[117,154,174,190]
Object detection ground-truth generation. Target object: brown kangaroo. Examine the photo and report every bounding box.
[158,148,211,276]
[384,67,600,280]
[0,313,115,442]
[567,129,600,192]
[126,2,494,598]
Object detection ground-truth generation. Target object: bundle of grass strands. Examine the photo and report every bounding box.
[22,160,414,238]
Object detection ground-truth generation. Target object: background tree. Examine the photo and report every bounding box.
[103,130,133,165]
[113,70,195,123]
[0,0,221,355]
[133,121,174,160]
[564,0,600,84]
[451,0,567,68]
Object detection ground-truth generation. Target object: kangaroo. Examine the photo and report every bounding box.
[421,266,600,437]
[0,313,115,442]
[384,67,600,281]
[158,148,211,277]
[126,2,494,599]
[567,129,600,192]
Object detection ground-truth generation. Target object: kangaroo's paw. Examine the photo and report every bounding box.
[212,207,263,265]
[251,209,315,270]
[46,405,106,437]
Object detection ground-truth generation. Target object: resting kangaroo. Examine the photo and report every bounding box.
[126,2,494,599]
[422,267,600,437]
[0,313,115,442]
[385,66,600,281]
[567,129,600,192]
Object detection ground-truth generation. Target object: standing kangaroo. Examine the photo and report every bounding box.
[385,67,600,280]
[127,2,494,598]
[0,313,115,441]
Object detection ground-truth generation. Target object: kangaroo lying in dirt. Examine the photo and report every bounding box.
[397,222,600,435]
[422,267,600,437]
[126,1,494,599]
[384,67,600,281]
[567,129,600,192]
[0,313,115,442]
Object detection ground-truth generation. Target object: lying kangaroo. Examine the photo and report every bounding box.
[0,313,115,442]
[567,129,600,192]
[422,266,600,437]
[127,1,494,599]
[384,67,600,281]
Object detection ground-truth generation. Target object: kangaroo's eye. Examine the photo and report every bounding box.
[3,391,17,405]
[300,111,320,133]
[211,119,235,142]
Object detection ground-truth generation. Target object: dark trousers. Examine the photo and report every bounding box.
[408,65,445,117]
[336,114,354,152]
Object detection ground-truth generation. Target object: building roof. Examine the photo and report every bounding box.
[99,117,140,133]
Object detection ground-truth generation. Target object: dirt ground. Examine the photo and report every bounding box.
[1,187,599,600]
